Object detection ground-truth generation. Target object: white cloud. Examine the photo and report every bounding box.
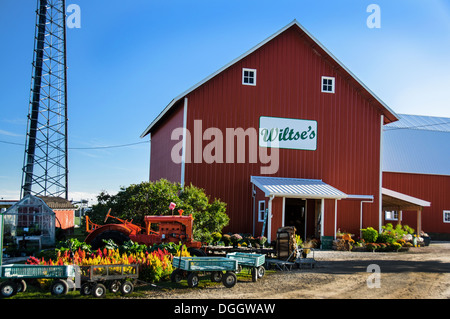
[0,129,22,137]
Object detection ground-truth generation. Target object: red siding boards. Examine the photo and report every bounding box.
[383,172,450,237]
[183,25,384,235]
[149,101,184,183]
[146,21,396,239]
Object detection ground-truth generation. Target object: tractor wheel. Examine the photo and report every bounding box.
[187,248,207,257]
[90,230,130,250]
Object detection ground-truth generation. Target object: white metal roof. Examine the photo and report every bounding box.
[251,176,348,199]
[141,19,398,138]
[383,114,450,176]
[382,188,431,208]
[384,113,450,133]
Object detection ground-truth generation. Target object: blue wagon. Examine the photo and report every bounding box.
[0,264,76,298]
[226,252,266,282]
[171,256,239,288]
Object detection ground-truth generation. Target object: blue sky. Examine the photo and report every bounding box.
[1,0,449,203]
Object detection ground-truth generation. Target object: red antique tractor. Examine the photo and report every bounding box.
[84,206,205,256]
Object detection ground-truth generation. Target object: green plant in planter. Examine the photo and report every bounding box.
[222,234,231,246]
[391,242,402,251]
[257,236,267,247]
[366,243,379,252]
[211,232,222,245]
[230,234,242,247]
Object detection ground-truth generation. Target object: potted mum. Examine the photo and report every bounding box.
[230,234,243,248]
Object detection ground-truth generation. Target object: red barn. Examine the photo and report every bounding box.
[382,114,450,240]
[141,20,399,243]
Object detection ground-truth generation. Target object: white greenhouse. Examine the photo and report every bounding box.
[2,194,55,250]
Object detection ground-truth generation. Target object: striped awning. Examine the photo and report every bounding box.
[251,176,348,199]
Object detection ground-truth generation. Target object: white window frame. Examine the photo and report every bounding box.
[444,210,450,223]
[321,76,335,93]
[242,68,257,86]
[385,210,399,221]
[258,200,266,222]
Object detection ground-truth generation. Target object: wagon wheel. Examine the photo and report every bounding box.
[257,265,265,278]
[222,272,237,288]
[0,281,18,298]
[108,280,121,293]
[171,269,184,283]
[210,271,223,283]
[187,272,199,288]
[92,283,107,298]
[15,279,27,293]
[120,281,134,295]
[51,279,69,296]
[251,268,258,282]
[80,282,93,296]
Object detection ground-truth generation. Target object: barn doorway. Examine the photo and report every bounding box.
[284,198,306,239]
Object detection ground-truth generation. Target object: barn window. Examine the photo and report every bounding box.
[258,200,266,222]
[242,68,257,86]
[385,210,398,221]
[321,76,335,93]
[444,211,450,223]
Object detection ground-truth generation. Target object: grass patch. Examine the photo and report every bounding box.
[6,268,276,299]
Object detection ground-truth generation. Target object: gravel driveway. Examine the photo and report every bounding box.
[135,242,450,299]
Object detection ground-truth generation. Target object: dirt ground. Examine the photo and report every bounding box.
[137,241,450,299]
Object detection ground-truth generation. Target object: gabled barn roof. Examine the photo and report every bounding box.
[141,19,398,138]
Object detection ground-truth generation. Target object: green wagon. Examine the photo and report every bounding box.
[226,252,266,282]
[0,264,76,298]
[171,256,239,288]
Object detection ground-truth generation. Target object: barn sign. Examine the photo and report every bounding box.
[259,116,317,150]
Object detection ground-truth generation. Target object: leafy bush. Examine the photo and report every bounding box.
[361,227,378,243]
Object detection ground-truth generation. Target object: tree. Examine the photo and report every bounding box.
[87,179,229,242]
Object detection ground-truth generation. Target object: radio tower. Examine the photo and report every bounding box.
[21,0,69,200]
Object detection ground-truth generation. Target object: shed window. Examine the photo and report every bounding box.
[258,200,266,222]
[444,211,450,223]
[242,68,257,86]
[321,76,335,93]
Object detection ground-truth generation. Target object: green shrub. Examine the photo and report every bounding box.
[361,227,378,243]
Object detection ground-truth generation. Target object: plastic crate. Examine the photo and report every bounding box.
[1,264,75,279]
[226,252,265,267]
[173,257,238,272]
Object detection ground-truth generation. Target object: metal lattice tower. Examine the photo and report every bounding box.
[21,0,69,200]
